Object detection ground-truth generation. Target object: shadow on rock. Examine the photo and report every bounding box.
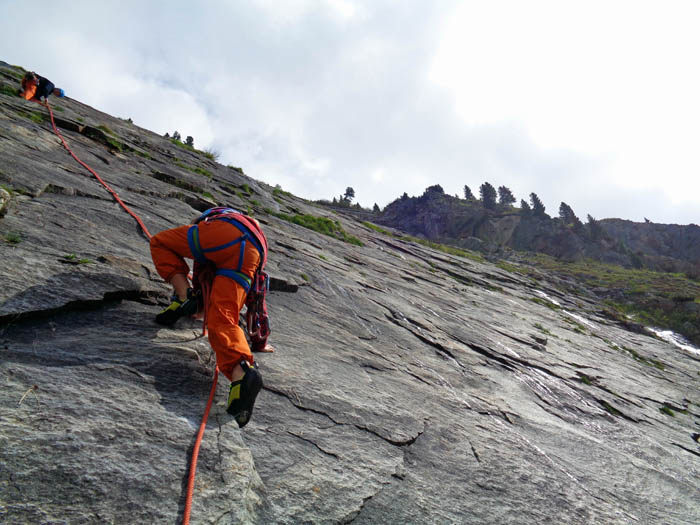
[1,299,219,423]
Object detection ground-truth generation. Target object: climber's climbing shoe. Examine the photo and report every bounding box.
[227,361,263,428]
[155,289,198,326]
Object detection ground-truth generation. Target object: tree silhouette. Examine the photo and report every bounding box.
[559,202,583,229]
[344,187,355,203]
[498,186,516,207]
[423,184,444,196]
[185,136,194,147]
[464,185,475,201]
[172,131,181,142]
[530,192,546,218]
[373,203,380,213]
[480,182,497,209]
[520,199,531,216]
[587,214,604,240]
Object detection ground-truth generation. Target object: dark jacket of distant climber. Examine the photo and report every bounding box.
[20,72,64,102]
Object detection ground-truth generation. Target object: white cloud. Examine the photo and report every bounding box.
[1,0,698,224]
[429,0,700,220]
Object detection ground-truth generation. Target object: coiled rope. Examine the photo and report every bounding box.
[44,99,217,525]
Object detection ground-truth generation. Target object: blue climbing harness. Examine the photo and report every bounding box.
[187,210,265,293]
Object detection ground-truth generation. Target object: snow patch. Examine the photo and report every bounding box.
[647,328,700,356]
[534,290,561,306]
[562,310,595,328]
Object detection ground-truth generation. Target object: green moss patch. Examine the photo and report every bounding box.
[0,68,24,80]
[599,400,624,417]
[272,212,363,246]
[530,297,561,310]
[521,253,700,346]
[97,124,116,136]
[202,148,219,161]
[360,221,483,262]
[105,136,123,151]
[0,84,20,97]
[174,161,212,179]
[404,235,484,262]
[171,138,219,161]
[533,322,552,335]
[134,149,151,159]
[18,111,46,124]
[577,373,593,386]
[563,317,587,334]
[497,261,525,274]
[272,185,293,198]
[659,405,675,417]
[4,232,22,244]
[63,253,93,264]
[362,221,392,235]
[193,167,212,179]
[620,345,666,370]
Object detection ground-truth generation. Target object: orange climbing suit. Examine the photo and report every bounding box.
[20,77,38,101]
[150,220,260,381]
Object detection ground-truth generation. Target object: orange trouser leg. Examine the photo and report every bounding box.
[207,274,252,380]
[196,220,260,380]
[149,221,259,381]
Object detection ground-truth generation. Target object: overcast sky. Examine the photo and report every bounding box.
[2,0,698,224]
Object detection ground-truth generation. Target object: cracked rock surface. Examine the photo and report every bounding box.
[1,61,699,524]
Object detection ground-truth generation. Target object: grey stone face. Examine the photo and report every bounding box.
[1,62,699,524]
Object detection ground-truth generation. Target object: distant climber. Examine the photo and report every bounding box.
[149,206,273,427]
[19,71,64,102]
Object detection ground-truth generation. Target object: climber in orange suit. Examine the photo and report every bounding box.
[19,71,64,102]
[150,207,272,427]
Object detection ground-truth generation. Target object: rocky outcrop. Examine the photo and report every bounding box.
[599,219,700,271]
[0,188,10,219]
[2,61,699,524]
[378,187,700,273]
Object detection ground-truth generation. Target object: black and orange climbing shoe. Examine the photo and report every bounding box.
[227,361,263,428]
[155,289,198,326]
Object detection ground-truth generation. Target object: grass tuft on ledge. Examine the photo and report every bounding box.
[273,212,363,246]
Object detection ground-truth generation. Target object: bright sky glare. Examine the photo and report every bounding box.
[1,0,698,225]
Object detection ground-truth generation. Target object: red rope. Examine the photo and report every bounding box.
[183,367,218,524]
[45,101,152,240]
[183,268,214,524]
[43,99,218,524]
